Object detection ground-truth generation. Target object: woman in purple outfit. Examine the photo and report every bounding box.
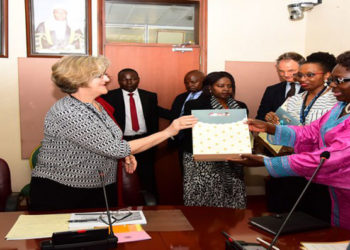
[229,51,350,230]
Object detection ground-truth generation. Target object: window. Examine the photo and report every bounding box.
[105,1,198,44]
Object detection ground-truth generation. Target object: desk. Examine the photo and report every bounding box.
[1,203,350,250]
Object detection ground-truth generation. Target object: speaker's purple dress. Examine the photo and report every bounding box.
[264,102,350,230]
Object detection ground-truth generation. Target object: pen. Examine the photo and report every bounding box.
[68,219,98,223]
[256,237,280,250]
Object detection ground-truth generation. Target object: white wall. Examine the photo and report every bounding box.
[0,0,29,192]
[305,0,350,56]
[207,0,307,71]
[1,0,349,194]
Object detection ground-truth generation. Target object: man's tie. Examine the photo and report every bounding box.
[128,93,140,132]
[286,82,296,98]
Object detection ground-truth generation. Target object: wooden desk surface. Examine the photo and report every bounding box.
[1,204,350,250]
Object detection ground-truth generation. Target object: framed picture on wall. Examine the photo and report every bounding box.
[0,0,8,58]
[25,0,92,57]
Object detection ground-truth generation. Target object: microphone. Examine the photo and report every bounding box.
[97,169,117,238]
[221,231,266,250]
[41,170,118,250]
[266,151,330,250]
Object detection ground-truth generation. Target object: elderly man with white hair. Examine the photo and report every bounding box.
[35,4,84,53]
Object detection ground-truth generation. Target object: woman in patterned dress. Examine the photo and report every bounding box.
[29,56,197,211]
[182,71,248,208]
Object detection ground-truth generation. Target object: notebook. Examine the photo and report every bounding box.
[275,107,300,125]
[249,212,330,235]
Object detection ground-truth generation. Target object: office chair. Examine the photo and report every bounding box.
[121,167,156,206]
[0,158,20,211]
[19,144,41,209]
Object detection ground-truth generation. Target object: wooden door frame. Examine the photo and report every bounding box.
[97,0,207,73]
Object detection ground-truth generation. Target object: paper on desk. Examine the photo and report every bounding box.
[301,240,350,250]
[5,213,70,240]
[113,224,151,243]
[69,210,147,230]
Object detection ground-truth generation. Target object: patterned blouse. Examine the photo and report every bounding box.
[282,88,337,124]
[32,96,131,188]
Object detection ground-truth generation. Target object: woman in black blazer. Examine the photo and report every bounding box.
[182,71,249,208]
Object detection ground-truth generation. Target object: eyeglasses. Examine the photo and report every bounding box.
[99,210,132,225]
[326,76,350,86]
[293,72,324,79]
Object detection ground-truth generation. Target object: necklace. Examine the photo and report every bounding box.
[345,103,350,114]
[299,87,327,125]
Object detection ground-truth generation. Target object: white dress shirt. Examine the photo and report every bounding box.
[122,89,147,136]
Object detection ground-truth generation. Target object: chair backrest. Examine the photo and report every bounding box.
[0,158,12,211]
[122,167,145,206]
[29,145,41,170]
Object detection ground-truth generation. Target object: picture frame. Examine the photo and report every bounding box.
[0,0,8,58]
[25,0,92,57]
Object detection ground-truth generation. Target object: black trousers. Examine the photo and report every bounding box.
[124,134,158,201]
[29,177,118,211]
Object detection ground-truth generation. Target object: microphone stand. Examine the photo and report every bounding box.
[267,152,330,250]
[98,170,116,238]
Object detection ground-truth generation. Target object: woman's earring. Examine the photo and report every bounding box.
[324,79,328,86]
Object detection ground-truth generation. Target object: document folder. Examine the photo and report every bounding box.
[249,211,329,235]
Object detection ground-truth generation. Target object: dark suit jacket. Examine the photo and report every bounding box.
[101,88,159,134]
[166,92,195,148]
[256,81,304,121]
[182,94,249,153]
[170,92,191,120]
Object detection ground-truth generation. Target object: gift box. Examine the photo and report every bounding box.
[192,109,251,161]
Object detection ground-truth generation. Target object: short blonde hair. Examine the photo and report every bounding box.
[51,56,110,94]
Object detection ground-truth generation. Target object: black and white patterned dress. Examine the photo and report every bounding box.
[183,96,247,209]
[32,95,131,188]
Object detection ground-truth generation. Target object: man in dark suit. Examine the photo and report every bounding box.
[256,52,305,121]
[167,70,205,174]
[170,70,205,121]
[102,68,159,202]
